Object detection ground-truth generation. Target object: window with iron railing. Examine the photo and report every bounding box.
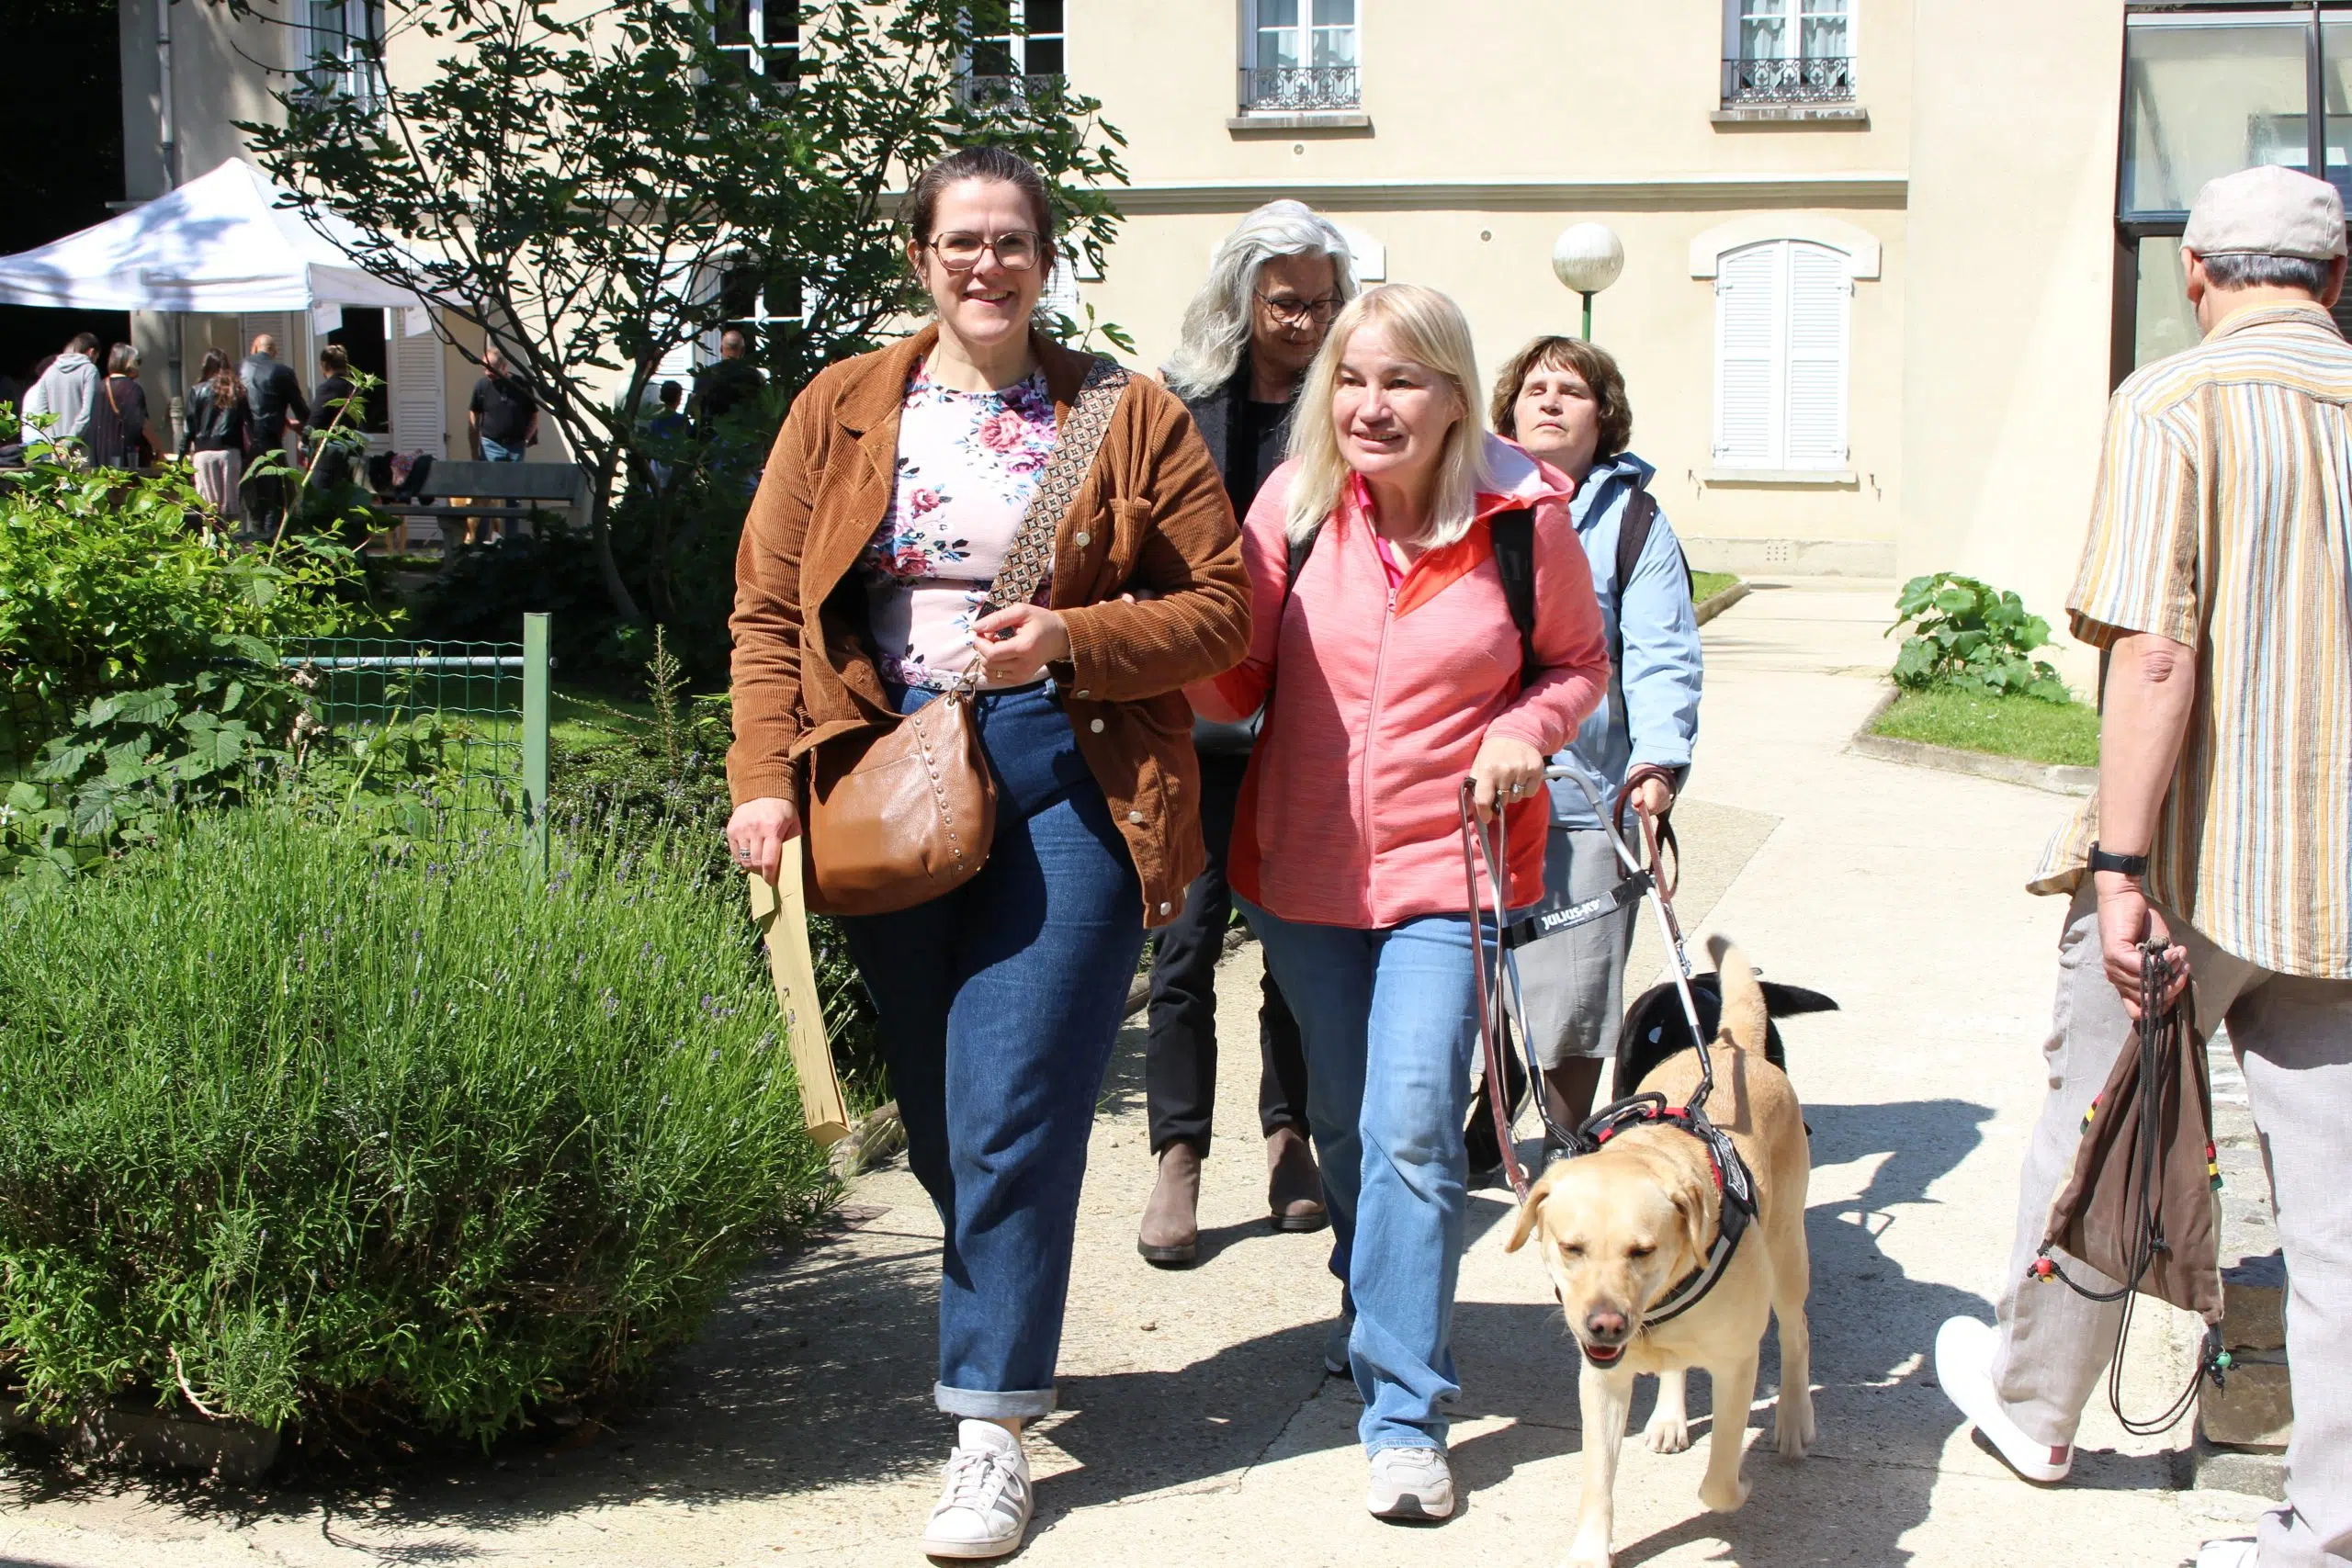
[1724,0,1854,106]
[962,1,1065,107]
[714,0,797,80]
[1240,0,1359,112]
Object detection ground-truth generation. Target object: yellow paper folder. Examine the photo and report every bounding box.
[747,840,852,1146]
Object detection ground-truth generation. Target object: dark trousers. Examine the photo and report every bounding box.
[1144,749,1309,1156]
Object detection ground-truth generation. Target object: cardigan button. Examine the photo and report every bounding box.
[1090,718,1105,733]
[1126,809,1144,824]
[1074,688,1091,698]
[1074,531,1091,547]
[1159,901,1172,915]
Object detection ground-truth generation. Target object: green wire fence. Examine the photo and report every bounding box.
[4,615,551,866]
[281,614,552,861]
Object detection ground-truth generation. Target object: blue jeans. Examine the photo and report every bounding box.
[839,681,1146,1419]
[480,437,525,461]
[1239,900,1482,1454]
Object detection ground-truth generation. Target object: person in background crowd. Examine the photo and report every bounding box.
[647,378,687,442]
[1931,164,2352,1568]
[466,346,539,543]
[641,378,688,495]
[1189,283,1610,1523]
[1133,198,1359,1266]
[240,333,308,535]
[184,349,248,520]
[85,343,151,471]
[308,344,363,495]
[725,145,1249,1561]
[1463,335,1702,1170]
[468,345,537,463]
[20,332,102,450]
[693,327,763,431]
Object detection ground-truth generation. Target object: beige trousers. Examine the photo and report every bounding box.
[1990,884,2352,1568]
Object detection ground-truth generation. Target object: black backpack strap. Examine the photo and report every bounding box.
[1489,507,1538,689]
[1608,480,1692,670]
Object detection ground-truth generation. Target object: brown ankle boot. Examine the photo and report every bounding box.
[1137,1143,1202,1267]
[1266,1125,1328,1234]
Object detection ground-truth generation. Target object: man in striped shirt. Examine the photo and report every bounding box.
[1935,164,2352,1568]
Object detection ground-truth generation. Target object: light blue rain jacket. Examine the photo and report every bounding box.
[1544,451,1704,830]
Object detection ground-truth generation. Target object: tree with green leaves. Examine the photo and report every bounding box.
[229,0,1127,625]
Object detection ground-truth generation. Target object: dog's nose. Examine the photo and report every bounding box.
[1585,1310,1629,1342]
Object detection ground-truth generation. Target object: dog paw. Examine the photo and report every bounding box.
[1643,1412,1691,1454]
[1772,1396,1816,1459]
[1699,1473,1751,1515]
[1564,1540,1613,1568]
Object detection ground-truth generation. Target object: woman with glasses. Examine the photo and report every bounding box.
[1190,284,1610,1520]
[1135,199,1359,1267]
[726,145,1249,1560]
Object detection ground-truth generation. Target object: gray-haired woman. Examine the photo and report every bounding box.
[1136,199,1359,1266]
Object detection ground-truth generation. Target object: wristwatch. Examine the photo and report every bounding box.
[2087,843,2150,878]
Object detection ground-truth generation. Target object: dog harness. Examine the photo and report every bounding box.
[1461,768,1760,1331]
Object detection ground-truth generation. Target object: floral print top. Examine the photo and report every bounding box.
[859,365,1059,689]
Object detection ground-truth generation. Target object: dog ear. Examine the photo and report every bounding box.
[1671,1188,1712,1272]
[1504,1168,1558,1254]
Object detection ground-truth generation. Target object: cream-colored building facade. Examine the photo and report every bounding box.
[114,0,2351,667]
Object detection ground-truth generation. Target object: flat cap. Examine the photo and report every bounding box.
[2183,164,2346,261]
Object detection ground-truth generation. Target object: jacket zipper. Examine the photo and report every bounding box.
[1361,547,1397,928]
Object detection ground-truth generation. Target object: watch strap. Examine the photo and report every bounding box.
[2087,843,2150,877]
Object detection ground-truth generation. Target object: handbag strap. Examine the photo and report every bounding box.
[978,355,1131,619]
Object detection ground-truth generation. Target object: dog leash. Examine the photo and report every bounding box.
[1459,765,1718,1204]
[2028,941,2233,1435]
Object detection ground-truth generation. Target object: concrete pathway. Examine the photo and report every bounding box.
[0,582,2278,1568]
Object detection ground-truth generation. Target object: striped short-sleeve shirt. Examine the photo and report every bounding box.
[2029,303,2352,980]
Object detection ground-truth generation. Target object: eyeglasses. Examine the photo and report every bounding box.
[1257,291,1345,327]
[923,230,1045,272]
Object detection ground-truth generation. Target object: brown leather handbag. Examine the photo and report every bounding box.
[801,356,1131,916]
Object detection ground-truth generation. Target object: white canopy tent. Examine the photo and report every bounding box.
[0,157,433,335]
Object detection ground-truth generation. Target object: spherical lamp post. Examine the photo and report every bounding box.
[1552,222,1625,341]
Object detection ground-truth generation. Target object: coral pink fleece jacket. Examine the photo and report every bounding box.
[1189,436,1611,927]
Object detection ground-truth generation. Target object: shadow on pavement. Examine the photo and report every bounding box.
[0,1091,2050,1565]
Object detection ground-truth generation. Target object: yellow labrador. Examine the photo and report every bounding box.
[1505,936,1814,1568]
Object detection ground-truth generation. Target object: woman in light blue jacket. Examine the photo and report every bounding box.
[1468,335,1703,1168]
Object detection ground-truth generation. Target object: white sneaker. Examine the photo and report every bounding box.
[1366,1444,1455,1520]
[2195,1540,2257,1568]
[1934,1315,2072,1483]
[920,1420,1034,1560]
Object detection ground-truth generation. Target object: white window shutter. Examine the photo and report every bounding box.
[1713,243,1781,468]
[391,319,447,457]
[1783,242,1849,468]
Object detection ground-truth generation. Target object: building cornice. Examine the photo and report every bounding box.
[1102,171,1910,214]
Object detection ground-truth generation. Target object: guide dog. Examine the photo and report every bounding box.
[1504,936,1814,1568]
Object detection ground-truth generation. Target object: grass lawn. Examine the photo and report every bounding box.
[1871,685,2100,768]
[1691,570,1740,606]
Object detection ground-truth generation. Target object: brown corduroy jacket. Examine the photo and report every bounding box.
[727,326,1251,928]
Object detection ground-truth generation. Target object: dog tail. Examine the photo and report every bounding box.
[1705,934,1770,1055]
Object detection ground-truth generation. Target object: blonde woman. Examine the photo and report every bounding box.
[1189,284,1610,1519]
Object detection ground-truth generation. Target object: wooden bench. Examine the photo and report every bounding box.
[377,460,585,551]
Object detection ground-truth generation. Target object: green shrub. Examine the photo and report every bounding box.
[1887,571,2071,703]
[0,457,367,753]
[0,809,827,1450]
[549,641,886,1108]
